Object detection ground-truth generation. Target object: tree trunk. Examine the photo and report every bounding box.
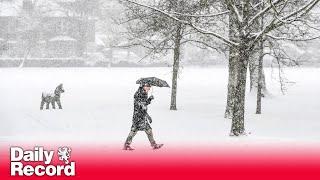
[225,8,238,118]
[170,23,182,110]
[249,53,267,94]
[256,45,263,114]
[19,47,31,68]
[230,41,249,136]
[225,47,237,118]
[256,2,265,114]
[249,0,267,96]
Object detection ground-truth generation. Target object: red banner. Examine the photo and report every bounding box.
[1,144,320,180]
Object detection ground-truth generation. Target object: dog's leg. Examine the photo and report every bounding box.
[46,102,50,109]
[51,100,56,109]
[40,100,45,110]
[57,99,62,109]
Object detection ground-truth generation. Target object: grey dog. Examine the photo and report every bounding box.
[40,84,65,110]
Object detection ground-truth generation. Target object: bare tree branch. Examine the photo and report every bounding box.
[122,0,238,46]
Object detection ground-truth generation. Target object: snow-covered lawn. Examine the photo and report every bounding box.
[0,67,319,148]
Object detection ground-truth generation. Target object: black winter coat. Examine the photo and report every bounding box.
[131,87,153,131]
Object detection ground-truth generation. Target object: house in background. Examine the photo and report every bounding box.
[0,0,95,58]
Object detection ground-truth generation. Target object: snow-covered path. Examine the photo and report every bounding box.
[0,67,319,148]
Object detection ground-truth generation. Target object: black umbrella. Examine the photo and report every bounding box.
[136,77,170,88]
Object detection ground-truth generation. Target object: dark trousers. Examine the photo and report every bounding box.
[125,128,156,146]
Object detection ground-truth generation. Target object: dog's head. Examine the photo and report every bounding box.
[56,84,65,94]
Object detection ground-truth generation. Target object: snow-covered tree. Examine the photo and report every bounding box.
[16,0,45,67]
[123,0,320,136]
[120,0,218,110]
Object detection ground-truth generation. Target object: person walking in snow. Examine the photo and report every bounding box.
[124,83,163,150]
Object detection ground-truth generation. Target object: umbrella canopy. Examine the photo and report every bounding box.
[136,77,170,88]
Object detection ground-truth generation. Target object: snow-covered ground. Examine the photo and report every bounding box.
[0,67,319,148]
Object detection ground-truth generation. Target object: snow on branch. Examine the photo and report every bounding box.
[172,11,229,18]
[281,0,320,21]
[247,0,283,29]
[266,34,320,41]
[252,0,320,46]
[229,2,243,23]
[122,0,238,46]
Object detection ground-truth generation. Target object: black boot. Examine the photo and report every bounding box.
[152,144,163,150]
[123,144,134,151]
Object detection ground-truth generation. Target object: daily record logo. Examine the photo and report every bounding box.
[10,146,75,176]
